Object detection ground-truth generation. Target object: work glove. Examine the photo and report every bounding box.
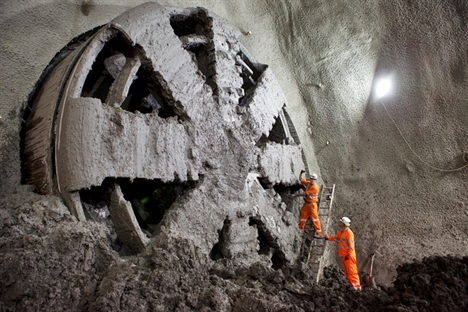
[324,235,329,240]
[344,255,350,261]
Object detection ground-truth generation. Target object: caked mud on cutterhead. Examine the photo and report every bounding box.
[21,3,312,271]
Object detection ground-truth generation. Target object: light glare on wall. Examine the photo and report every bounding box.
[375,77,392,99]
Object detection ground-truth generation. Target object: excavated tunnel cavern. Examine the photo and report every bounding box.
[4,2,468,311]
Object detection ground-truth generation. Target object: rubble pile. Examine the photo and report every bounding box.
[1,192,467,311]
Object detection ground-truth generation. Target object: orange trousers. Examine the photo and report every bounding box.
[298,202,322,236]
[341,255,361,290]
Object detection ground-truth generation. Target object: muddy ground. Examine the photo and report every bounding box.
[1,189,467,311]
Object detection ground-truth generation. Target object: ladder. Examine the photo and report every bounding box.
[282,110,311,176]
[304,184,336,283]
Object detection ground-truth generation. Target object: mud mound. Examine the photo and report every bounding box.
[206,255,468,312]
[337,255,468,312]
[389,255,468,311]
[1,198,466,312]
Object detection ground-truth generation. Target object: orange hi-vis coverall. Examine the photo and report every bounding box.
[326,227,361,290]
[298,179,322,236]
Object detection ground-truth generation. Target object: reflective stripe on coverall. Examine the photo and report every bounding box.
[326,227,361,290]
[298,179,322,236]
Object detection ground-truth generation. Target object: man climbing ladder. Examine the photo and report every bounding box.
[298,170,323,238]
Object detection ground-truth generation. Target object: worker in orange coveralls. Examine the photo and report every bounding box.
[298,170,322,238]
[325,217,362,290]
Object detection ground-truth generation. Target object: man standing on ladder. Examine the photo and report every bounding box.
[298,170,323,238]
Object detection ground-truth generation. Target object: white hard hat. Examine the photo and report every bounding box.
[310,173,318,180]
[340,217,351,226]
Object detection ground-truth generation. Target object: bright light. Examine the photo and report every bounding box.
[375,77,392,99]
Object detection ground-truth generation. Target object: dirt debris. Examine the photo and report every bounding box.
[1,192,467,311]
